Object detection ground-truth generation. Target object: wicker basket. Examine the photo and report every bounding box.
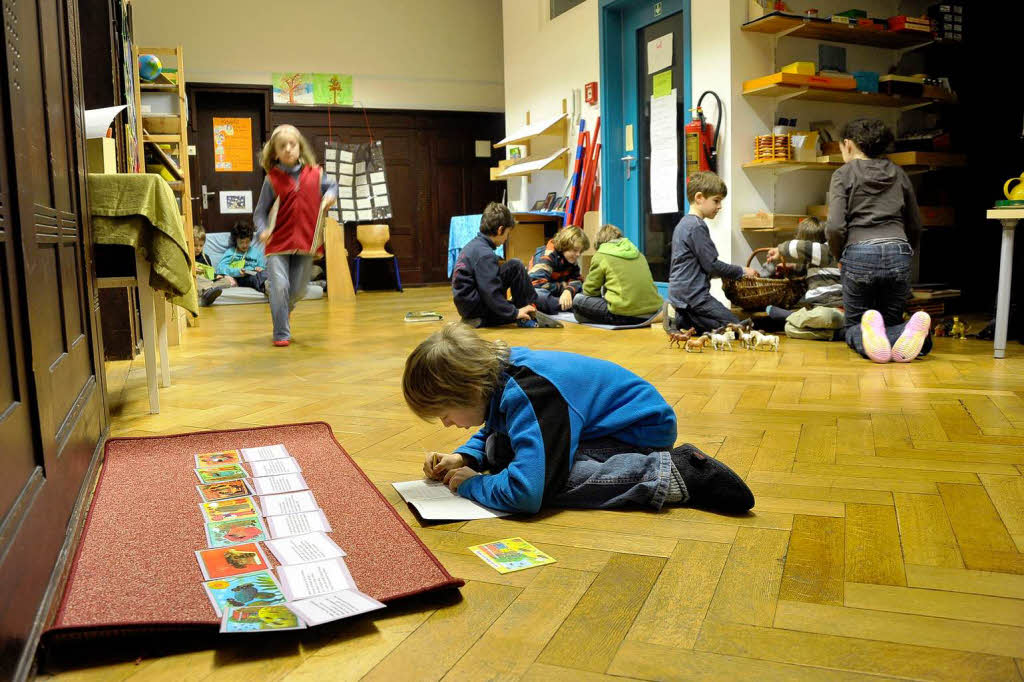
[722,248,807,311]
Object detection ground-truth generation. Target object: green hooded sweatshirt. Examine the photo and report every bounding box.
[582,238,663,317]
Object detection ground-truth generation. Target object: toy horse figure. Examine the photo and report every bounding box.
[668,327,697,348]
[684,335,709,353]
[755,333,780,351]
[739,330,755,349]
[709,329,735,351]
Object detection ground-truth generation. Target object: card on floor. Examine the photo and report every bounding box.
[239,444,291,462]
[200,496,260,523]
[264,531,345,565]
[205,515,269,548]
[197,479,252,502]
[249,473,309,496]
[195,542,271,580]
[203,570,286,617]
[468,537,556,573]
[246,457,301,477]
[290,590,385,626]
[221,604,306,633]
[265,510,332,539]
[258,490,319,516]
[194,464,249,485]
[276,558,356,600]
[194,450,242,468]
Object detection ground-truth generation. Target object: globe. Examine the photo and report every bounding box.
[138,54,162,82]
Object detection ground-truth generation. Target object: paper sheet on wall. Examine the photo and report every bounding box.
[84,105,128,139]
[339,187,353,198]
[342,210,357,222]
[374,195,389,207]
[649,89,678,215]
[356,198,372,209]
[647,34,673,74]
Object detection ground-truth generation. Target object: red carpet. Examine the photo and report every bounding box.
[48,422,462,634]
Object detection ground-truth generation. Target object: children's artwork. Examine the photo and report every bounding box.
[290,590,385,626]
[468,537,556,574]
[203,571,286,617]
[276,558,356,600]
[195,450,242,468]
[197,479,252,502]
[265,511,332,539]
[264,531,346,565]
[323,140,392,221]
[247,457,301,477]
[196,542,270,580]
[213,117,253,172]
[200,496,260,523]
[312,73,353,106]
[195,464,249,484]
[240,444,291,462]
[259,490,319,516]
[219,191,253,214]
[272,73,314,105]
[221,604,306,633]
[206,516,269,548]
[250,473,309,496]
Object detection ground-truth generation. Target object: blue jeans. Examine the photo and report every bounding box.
[841,241,931,358]
[266,253,314,341]
[534,288,563,314]
[551,438,672,510]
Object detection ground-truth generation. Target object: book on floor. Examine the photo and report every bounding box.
[392,479,509,521]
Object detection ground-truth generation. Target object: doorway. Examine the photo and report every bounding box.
[599,0,691,285]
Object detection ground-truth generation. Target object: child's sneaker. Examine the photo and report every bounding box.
[669,444,754,513]
[532,310,564,328]
[891,311,931,363]
[860,309,891,363]
[273,339,290,347]
[516,318,538,328]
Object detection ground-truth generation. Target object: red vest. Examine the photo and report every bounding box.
[265,165,323,255]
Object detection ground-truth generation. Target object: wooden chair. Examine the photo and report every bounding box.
[354,224,403,292]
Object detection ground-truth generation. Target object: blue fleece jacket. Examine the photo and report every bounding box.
[455,347,676,514]
[215,243,266,277]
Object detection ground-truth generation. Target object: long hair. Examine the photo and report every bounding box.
[259,124,317,173]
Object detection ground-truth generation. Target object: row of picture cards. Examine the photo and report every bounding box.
[193,444,384,633]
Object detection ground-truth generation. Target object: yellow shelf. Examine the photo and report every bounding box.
[494,113,569,149]
[743,82,955,108]
[741,12,932,49]
[492,148,570,179]
[743,159,841,172]
[143,134,181,143]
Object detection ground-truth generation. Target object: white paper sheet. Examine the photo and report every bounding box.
[339,175,354,187]
[356,198,372,209]
[339,162,354,175]
[250,473,309,496]
[258,490,318,516]
[326,161,337,173]
[342,210,357,222]
[391,480,509,520]
[339,186,353,198]
[266,510,332,539]
[373,195,389,207]
[355,185,370,198]
[647,33,673,74]
[372,184,388,196]
[370,171,386,184]
[265,532,346,565]
[276,558,356,600]
[339,199,355,210]
[240,444,292,462]
[248,457,301,477]
[357,210,372,221]
[338,150,354,163]
[325,148,338,160]
[355,175,369,186]
[328,209,339,219]
[649,89,679,214]
[290,591,385,626]
[84,105,128,139]
[355,161,366,174]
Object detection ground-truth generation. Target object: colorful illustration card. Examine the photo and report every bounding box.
[249,473,309,496]
[247,457,301,477]
[264,531,345,565]
[258,490,319,517]
[276,558,356,600]
[290,590,385,626]
[266,511,332,539]
[195,542,270,580]
[197,479,252,502]
[240,444,291,462]
[200,496,261,523]
[195,450,242,468]
[194,464,249,485]
[468,537,556,574]
[205,516,269,548]
[203,570,286,617]
[221,604,306,633]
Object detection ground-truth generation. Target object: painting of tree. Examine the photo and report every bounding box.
[272,73,313,105]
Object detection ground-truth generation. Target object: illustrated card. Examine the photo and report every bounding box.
[195,542,271,580]
[199,496,260,523]
[258,490,319,516]
[203,570,286,617]
[194,464,249,484]
[264,531,345,565]
[468,537,556,574]
[247,457,301,477]
[239,444,291,462]
[249,473,309,496]
[194,450,242,468]
[197,479,252,502]
[290,590,385,626]
[266,511,332,539]
[205,516,269,548]
[220,604,306,633]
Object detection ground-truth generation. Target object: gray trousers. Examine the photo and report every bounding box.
[266,253,314,341]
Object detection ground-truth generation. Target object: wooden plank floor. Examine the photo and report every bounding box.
[42,286,1024,681]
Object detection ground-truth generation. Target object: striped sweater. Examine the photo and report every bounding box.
[776,239,843,308]
[528,240,583,295]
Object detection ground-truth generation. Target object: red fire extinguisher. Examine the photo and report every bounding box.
[684,90,722,177]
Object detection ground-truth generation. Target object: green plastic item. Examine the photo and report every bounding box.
[995,199,1024,207]
[836,9,868,18]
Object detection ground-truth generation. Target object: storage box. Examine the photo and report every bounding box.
[879,74,924,97]
[790,131,820,163]
[782,61,816,76]
[853,71,879,93]
[86,137,117,173]
[888,16,932,32]
[743,72,857,93]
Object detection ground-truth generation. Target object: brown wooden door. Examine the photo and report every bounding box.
[190,88,268,234]
[1,0,105,677]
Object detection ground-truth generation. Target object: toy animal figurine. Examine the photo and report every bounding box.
[709,329,735,351]
[725,321,751,337]
[739,330,757,349]
[755,333,780,351]
[744,329,766,349]
[950,316,966,341]
[668,327,697,348]
[684,335,709,353]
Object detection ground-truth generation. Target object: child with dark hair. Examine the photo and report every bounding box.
[451,202,561,328]
[215,220,268,293]
[826,118,931,363]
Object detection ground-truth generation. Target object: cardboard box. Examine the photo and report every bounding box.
[86,137,117,173]
[782,61,816,76]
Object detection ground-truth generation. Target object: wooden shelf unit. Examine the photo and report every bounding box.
[743,152,965,174]
[742,81,955,109]
[741,12,933,49]
[491,100,571,182]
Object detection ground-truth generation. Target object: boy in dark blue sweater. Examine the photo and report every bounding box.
[402,323,754,515]
[451,202,560,328]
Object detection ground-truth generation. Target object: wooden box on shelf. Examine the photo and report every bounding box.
[740,213,807,232]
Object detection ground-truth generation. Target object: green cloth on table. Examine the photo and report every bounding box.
[88,173,198,316]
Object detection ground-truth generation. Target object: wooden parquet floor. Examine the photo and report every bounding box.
[43,286,1024,681]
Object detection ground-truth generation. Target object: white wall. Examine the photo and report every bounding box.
[131,0,505,112]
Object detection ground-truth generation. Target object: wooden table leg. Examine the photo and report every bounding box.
[994,219,1018,359]
[134,251,160,413]
[154,290,171,387]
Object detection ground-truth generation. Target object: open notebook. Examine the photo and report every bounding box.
[392,480,509,521]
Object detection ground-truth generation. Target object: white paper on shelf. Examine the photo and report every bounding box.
[258,490,319,516]
[497,148,569,178]
[649,89,679,215]
[276,558,356,600]
[266,510,332,538]
[647,33,673,74]
[392,479,509,520]
[495,113,568,147]
[85,105,128,139]
[290,590,385,626]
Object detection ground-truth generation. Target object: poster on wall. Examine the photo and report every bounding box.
[273,73,314,105]
[323,140,392,222]
[213,117,254,172]
[219,190,253,214]
[649,89,678,214]
[312,74,353,105]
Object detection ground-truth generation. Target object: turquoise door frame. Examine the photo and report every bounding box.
[599,0,690,290]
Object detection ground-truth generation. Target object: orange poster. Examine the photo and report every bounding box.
[213,117,253,172]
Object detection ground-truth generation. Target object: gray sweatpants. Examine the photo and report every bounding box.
[266,253,314,341]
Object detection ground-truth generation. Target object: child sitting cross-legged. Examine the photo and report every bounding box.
[528,226,589,314]
[402,323,754,515]
[215,220,268,293]
[572,224,663,326]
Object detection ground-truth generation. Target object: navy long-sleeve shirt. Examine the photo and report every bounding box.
[451,232,516,323]
[667,214,742,309]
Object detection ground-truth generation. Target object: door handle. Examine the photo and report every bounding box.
[200,184,216,210]
[620,155,635,180]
